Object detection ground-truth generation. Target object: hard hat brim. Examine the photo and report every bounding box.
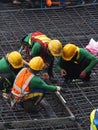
[62,54,73,61]
[12,62,23,69]
[51,51,61,57]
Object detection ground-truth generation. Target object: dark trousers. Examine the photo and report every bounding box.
[61,58,91,81]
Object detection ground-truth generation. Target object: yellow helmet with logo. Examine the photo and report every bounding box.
[62,43,78,61]
[48,40,62,56]
[7,51,23,68]
[29,56,44,71]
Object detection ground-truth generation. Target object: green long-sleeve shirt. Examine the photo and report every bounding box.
[23,33,54,73]
[0,57,22,78]
[0,57,11,73]
[56,48,98,73]
[23,33,54,62]
[30,42,54,61]
[30,42,42,57]
[29,75,57,92]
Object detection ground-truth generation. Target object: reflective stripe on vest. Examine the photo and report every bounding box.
[30,31,51,44]
[30,32,51,62]
[12,68,34,100]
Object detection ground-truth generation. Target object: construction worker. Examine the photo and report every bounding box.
[0,51,28,93]
[20,31,62,82]
[0,51,23,75]
[90,109,98,130]
[56,43,98,81]
[11,56,62,113]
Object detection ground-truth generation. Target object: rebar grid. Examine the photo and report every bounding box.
[0,2,98,130]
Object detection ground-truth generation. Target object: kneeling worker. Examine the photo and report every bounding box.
[11,56,62,114]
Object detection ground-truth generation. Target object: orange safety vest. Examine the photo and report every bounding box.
[11,68,34,101]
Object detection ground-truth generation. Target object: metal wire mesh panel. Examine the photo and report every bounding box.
[0,91,75,129]
[0,2,98,130]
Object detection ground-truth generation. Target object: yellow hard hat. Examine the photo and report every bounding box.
[62,43,78,61]
[48,40,62,56]
[7,51,23,69]
[29,56,44,71]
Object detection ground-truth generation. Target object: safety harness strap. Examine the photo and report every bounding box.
[23,92,44,106]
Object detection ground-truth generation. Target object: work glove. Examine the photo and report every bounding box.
[56,86,61,91]
[56,86,66,92]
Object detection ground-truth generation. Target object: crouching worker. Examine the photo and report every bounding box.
[56,43,98,82]
[0,51,28,77]
[0,51,28,98]
[11,56,62,114]
[90,109,98,130]
[20,31,62,82]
